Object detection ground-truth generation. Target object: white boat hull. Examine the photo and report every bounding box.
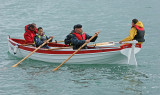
[8,43,121,64]
[8,40,141,64]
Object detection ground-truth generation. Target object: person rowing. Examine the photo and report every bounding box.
[34,27,54,49]
[71,24,99,49]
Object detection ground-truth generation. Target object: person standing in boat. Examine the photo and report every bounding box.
[34,27,54,49]
[119,19,145,45]
[24,23,38,44]
[71,24,99,49]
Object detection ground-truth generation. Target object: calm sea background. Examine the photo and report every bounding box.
[0,0,160,95]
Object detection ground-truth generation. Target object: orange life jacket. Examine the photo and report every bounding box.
[73,32,86,40]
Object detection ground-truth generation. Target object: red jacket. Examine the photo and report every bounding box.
[24,25,37,43]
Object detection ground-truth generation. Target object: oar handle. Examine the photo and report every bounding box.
[12,37,53,67]
[53,31,100,71]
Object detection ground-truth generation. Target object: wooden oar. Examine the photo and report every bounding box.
[45,41,113,51]
[12,37,53,67]
[47,41,114,51]
[56,40,64,43]
[88,42,115,46]
[46,41,132,51]
[113,41,138,44]
[52,31,100,71]
[86,41,138,46]
[44,46,72,50]
[50,40,64,43]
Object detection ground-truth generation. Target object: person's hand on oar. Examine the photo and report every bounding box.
[95,31,100,35]
[49,36,54,39]
[44,36,53,44]
[85,39,90,43]
[52,31,100,71]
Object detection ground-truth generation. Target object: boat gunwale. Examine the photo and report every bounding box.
[8,38,124,54]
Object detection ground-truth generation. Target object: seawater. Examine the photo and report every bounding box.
[0,0,160,95]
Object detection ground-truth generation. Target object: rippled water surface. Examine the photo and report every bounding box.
[0,0,160,95]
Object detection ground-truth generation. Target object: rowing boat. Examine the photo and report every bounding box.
[8,36,141,65]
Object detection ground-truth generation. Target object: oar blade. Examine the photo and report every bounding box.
[53,68,57,71]
[12,64,18,67]
[12,59,23,67]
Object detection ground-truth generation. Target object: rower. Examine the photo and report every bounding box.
[119,19,145,45]
[34,27,54,49]
[71,24,99,49]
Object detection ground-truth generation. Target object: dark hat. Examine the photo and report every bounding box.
[73,24,82,30]
[28,24,35,28]
[132,19,138,24]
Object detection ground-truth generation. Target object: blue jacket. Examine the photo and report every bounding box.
[71,32,97,49]
[34,34,52,49]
